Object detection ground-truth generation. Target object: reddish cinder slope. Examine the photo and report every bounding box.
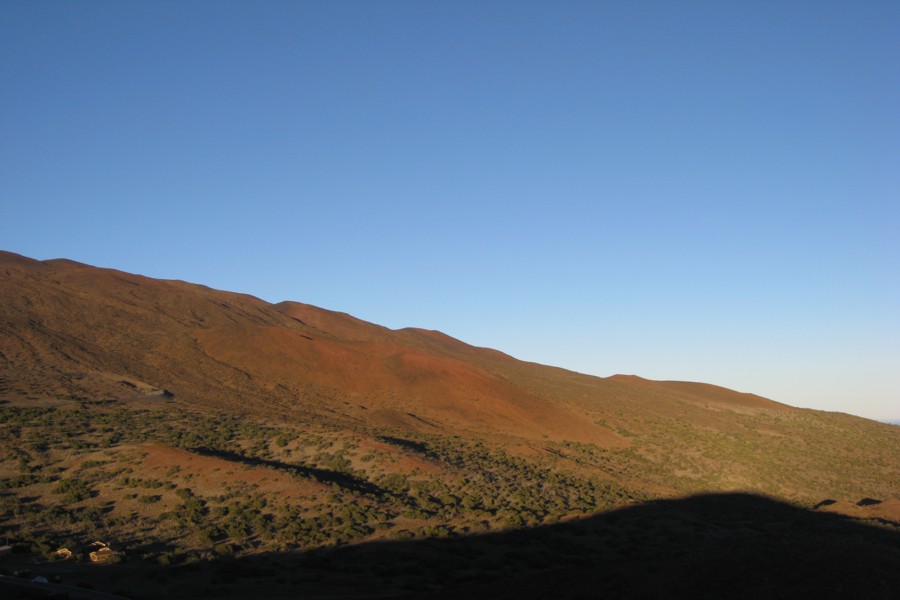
[194,327,612,442]
[0,251,295,409]
[0,251,614,444]
[4,250,899,506]
[275,301,395,343]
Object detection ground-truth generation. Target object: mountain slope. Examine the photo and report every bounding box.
[0,251,617,443]
[2,250,899,597]
[2,249,898,500]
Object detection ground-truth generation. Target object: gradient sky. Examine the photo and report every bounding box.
[2,1,898,421]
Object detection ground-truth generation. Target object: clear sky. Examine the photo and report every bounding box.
[2,1,898,421]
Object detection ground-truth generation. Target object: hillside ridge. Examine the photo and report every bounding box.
[1,249,899,598]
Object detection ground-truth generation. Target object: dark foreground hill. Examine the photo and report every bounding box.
[4,493,899,599]
[1,250,899,598]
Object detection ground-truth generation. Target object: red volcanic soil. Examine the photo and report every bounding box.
[137,443,325,500]
[194,322,616,444]
[0,250,617,445]
[275,301,394,343]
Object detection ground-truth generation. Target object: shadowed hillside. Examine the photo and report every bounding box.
[4,493,898,599]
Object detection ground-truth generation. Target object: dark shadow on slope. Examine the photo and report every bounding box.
[858,497,882,506]
[14,493,900,600]
[186,447,390,497]
[377,435,434,457]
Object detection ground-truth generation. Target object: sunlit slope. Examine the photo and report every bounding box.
[0,251,608,443]
[2,249,898,502]
[1,251,297,412]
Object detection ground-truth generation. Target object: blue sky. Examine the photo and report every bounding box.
[2,1,898,421]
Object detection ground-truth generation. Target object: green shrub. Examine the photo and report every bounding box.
[53,479,92,503]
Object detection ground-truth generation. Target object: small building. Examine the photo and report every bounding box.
[90,546,116,563]
[88,541,119,563]
[54,547,73,560]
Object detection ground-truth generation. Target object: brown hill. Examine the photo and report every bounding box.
[0,250,614,443]
[1,250,899,598]
[2,249,897,494]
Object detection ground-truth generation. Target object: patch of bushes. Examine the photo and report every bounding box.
[53,479,93,503]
